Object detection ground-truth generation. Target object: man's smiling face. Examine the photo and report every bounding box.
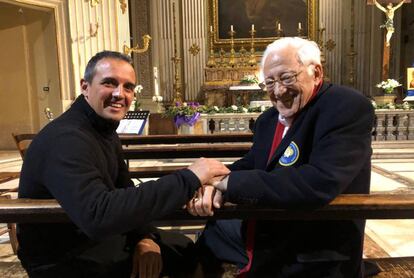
[81,58,136,121]
[263,48,322,119]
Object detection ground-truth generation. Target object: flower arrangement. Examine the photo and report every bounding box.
[371,100,413,110]
[130,85,143,111]
[240,74,259,85]
[165,102,203,127]
[376,79,402,94]
[164,102,270,127]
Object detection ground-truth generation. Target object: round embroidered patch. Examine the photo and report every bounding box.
[279,141,300,166]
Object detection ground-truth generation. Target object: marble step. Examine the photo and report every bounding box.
[372,140,414,149]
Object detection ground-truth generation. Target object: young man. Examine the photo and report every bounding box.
[17,51,229,277]
[190,37,374,277]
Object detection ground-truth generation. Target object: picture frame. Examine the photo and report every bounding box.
[208,0,319,50]
[408,67,414,90]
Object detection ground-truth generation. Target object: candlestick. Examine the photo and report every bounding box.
[297,22,303,37]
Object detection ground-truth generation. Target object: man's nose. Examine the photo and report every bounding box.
[274,83,287,96]
[112,86,124,98]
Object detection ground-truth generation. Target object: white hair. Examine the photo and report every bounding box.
[260,37,321,78]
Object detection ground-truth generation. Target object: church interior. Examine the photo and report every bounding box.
[1,0,414,276]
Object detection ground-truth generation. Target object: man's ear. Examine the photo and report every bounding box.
[313,64,323,82]
[80,79,89,97]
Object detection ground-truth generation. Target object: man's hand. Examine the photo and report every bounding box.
[130,238,162,278]
[187,185,223,216]
[187,158,230,185]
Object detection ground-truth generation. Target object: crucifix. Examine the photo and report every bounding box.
[368,0,408,80]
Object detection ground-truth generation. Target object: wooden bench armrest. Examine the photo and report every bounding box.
[1,194,414,223]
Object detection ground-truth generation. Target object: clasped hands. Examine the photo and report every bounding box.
[186,175,228,216]
[187,157,231,217]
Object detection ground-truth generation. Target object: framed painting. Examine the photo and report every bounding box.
[408,67,414,90]
[209,0,319,49]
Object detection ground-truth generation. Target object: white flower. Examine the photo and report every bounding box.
[134,85,143,94]
[386,103,395,109]
[231,105,238,111]
[183,102,188,107]
[242,107,248,113]
[376,79,402,94]
[371,100,377,109]
[213,106,219,111]
[152,95,163,102]
[260,105,265,112]
[403,101,410,110]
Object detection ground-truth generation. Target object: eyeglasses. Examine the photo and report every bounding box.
[259,71,302,91]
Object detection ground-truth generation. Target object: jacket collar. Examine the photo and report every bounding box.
[266,82,331,167]
[71,95,120,137]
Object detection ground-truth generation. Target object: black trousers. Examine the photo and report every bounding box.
[23,229,197,278]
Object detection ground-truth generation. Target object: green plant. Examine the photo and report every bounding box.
[240,74,259,84]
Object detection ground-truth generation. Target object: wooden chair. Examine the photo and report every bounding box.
[0,195,18,254]
[11,133,36,159]
[0,133,36,254]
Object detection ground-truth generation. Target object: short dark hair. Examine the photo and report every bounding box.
[83,51,133,83]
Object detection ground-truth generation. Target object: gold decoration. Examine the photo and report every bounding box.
[348,0,357,87]
[90,0,100,7]
[207,27,216,67]
[189,43,200,56]
[89,22,99,37]
[248,27,256,67]
[219,48,227,68]
[317,27,329,82]
[171,3,183,103]
[325,39,336,51]
[119,0,127,14]
[123,34,152,55]
[228,27,236,68]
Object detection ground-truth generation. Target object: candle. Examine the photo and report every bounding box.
[251,24,255,31]
[278,23,281,30]
[298,22,302,29]
[320,21,325,29]
[230,25,234,32]
[153,67,159,96]
[210,25,213,32]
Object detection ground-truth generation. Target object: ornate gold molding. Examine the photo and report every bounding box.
[208,0,319,50]
[90,0,100,7]
[119,0,127,14]
[189,43,200,56]
[123,34,152,55]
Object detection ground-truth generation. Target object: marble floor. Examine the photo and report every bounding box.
[0,150,413,275]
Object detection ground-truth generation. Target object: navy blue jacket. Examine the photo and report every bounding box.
[227,83,374,277]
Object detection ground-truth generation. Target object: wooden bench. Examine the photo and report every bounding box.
[0,172,20,185]
[1,194,414,277]
[120,134,253,170]
[119,133,253,145]
[1,194,413,223]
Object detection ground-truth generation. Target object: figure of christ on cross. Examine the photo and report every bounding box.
[373,0,405,47]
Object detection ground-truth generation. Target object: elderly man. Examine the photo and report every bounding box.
[190,37,374,277]
[17,51,229,278]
